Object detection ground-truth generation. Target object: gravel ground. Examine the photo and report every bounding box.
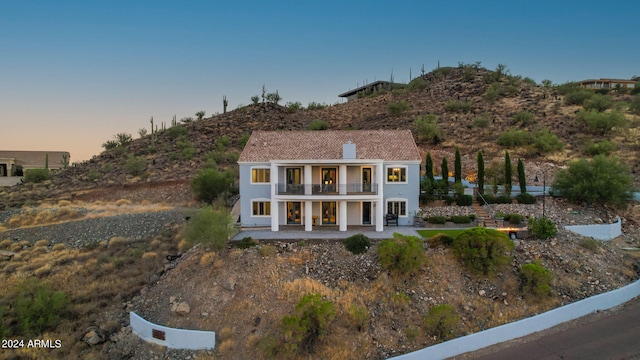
[0,209,188,248]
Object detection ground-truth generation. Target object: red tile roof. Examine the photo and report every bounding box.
[238,130,421,162]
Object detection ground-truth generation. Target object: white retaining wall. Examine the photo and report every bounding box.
[389,279,640,360]
[130,312,216,350]
[564,217,622,241]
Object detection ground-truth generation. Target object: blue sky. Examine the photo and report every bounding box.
[1,0,638,161]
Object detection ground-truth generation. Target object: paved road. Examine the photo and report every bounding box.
[460,297,640,360]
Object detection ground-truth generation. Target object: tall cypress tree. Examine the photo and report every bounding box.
[425,152,434,182]
[454,146,462,184]
[504,151,512,196]
[517,158,526,194]
[477,151,485,195]
[441,157,449,195]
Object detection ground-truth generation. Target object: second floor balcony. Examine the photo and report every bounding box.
[277,183,378,196]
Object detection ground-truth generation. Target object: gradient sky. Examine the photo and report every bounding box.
[1,0,639,162]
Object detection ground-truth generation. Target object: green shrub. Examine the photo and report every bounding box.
[415,115,443,144]
[507,213,524,225]
[455,194,473,206]
[406,77,430,92]
[444,100,471,113]
[519,262,553,298]
[579,237,600,252]
[24,168,50,183]
[564,89,593,106]
[191,167,234,203]
[482,195,512,204]
[177,138,196,160]
[388,101,412,116]
[583,94,613,112]
[378,233,427,276]
[285,101,302,113]
[427,216,447,224]
[183,206,234,251]
[533,128,563,153]
[344,234,371,254]
[308,119,329,130]
[422,304,458,341]
[237,237,258,249]
[13,278,70,336]
[166,125,188,139]
[551,155,632,208]
[472,114,491,128]
[484,83,502,103]
[124,155,146,176]
[497,128,533,147]
[512,110,535,126]
[281,293,336,354]
[584,140,617,156]
[307,102,328,110]
[427,233,455,247]
[453,227,514,275]
[516,193,536,204]
[528,217,557,240]
[576,110,627,134]
[450,215,471,224]
[629,95,640,115]
[239,133,251,148]
[348,304,369,332]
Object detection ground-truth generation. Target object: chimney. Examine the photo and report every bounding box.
[343,141,356,159]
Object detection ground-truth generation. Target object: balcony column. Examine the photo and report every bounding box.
[339,201,347,231]
[339,165,347,195]
[304,165,312,195]
[304,201,312,231]
[271,162,279,231]
[375,162,384,231]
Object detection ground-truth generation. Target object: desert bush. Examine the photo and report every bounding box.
[453,227,514,275]
[378,233,427,276]
[444,100,471,113]
[472,113,491,128]
[415,114,443,144]
[348,304,369,332]
[124,155,145,176]
[427,233,455,247]
[177,138,196,160]
[576,109,627,134]
[629,95,640,115]
[388,101,412,116]
[191,167,234,203]
[528,217,557,240]
[182,206,234,251]
[552,155,632,208]
[280,293,336,354]
[484,83,502,103]
[344,234,371,254]
[406,77,429,92]
[307,102,327,110]
[258,245,276,257]
[583,94,613,112]
[450,215,471,224]
[308,119,329,130]
[584,140,617,156]
[497,128,533,147]
[516,193,536,204]
[580,237,601,252]
[512,110,535,126]
[237,237,258,249]
[13,278,71,335]
[422,304,458,341]
[426,216,447,224]
[519,262,554,298]
[285,101,302,112]
[564,89,593,105]
[24,168,50,183]
[506,213,524,225]
[166,125,188,139]
[533,128,563,153]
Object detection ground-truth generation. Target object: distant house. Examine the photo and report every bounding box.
[237,130,422,232]
[0,151,70,177]
[578,78,636,90]
[338,80,406,101]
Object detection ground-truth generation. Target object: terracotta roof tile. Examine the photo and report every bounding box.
[238,130,421,162]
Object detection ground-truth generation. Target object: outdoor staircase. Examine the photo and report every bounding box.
[473,199,497,228]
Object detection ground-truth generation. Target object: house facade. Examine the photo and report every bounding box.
[237,130,422,232]
[578,78,636,90]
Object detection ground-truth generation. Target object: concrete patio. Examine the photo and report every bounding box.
[232,225,424,241]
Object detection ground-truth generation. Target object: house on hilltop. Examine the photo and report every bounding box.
[237,130,421,232]
[338,80,406,101]
[578,78,636,90]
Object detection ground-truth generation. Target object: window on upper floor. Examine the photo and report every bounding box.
[252,201,271,216]
[251,168,270,183]
[386,200,407,217]
[387,166,407,183]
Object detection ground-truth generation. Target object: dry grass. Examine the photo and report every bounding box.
[200,252,217,267]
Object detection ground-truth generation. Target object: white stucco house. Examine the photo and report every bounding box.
[237,130,422,232]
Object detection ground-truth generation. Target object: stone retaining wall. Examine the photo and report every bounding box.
[129,312,216,350]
